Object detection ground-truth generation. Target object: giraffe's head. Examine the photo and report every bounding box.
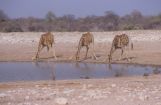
[76,55,79,60]
[32,57,36,60]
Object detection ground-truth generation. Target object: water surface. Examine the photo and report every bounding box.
[0,62,160,82]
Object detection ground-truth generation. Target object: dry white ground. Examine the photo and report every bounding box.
[0,75,161,105]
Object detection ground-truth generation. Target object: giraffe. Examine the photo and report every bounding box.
[107,34,133,63]
[75,32,97,60]
[32,32,57,60]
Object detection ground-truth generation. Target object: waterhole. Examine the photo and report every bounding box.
[0,62,161,82]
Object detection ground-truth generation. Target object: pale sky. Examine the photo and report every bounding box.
[0,0,161,18]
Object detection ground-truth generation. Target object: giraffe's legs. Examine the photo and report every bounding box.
[76,46,81,60]
[85,46,89,59]
[35,45,44,60]
[118,46,130,62]
[91,42,97,60]
[50,44,57,60]
[119,48,124,61]
[107,48,116,62]
[125,46,130,61]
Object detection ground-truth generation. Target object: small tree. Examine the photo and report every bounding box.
[45,11,56,22]
[103,11,120,30]
[0,9,9,22]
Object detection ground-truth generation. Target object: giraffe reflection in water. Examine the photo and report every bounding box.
[32,62,56,80]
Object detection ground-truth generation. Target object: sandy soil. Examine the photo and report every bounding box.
[0,30,161,105]
[0,75,161,105]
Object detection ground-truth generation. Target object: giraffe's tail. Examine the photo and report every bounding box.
[129,36,133,50]
[131,42,133,50]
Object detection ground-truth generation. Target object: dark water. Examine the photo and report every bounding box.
[0,62,161,82]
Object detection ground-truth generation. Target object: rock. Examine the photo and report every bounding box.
[143,73,149,77]
[63,89,74,94]
[25,96,30,100]
[88,90,96,98]
[35,85,39,88]
[55,97,68,105]
[111,84,116,88]
[138,94,146,101]
[0,93,6,98]
[71,99,77,104]
[82,97,88,101]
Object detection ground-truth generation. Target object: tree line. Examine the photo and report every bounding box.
[0,10,161,32]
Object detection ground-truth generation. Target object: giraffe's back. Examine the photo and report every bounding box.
[113,34,129,48]
[81,32,93,46]
[40,32,54,46]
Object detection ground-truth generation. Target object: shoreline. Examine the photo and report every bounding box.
[1,60,161,67]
